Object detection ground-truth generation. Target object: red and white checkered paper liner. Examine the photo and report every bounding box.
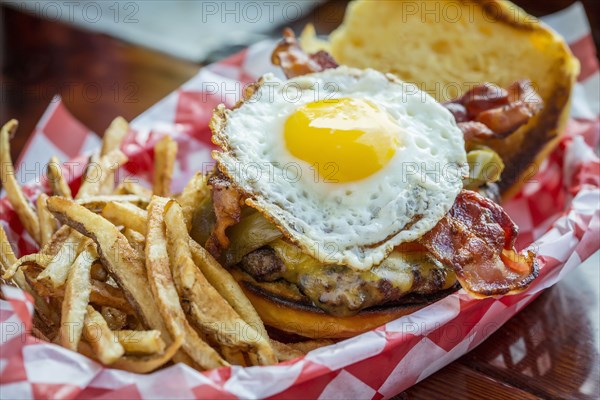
[2,3,599,399]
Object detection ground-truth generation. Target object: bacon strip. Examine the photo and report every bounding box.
[205,169,242,257]
[444,80,543,141]
[271,28,338,78]
[419,190,538,297]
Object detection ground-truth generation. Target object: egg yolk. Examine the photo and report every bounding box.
[284,98,400,183]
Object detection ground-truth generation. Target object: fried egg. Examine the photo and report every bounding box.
[211,66,467,270]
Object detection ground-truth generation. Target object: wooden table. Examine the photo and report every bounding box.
[2,2,598,399]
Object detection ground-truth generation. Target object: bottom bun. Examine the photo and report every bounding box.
[236,273,456,339]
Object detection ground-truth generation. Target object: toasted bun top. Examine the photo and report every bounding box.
[302,0,579,198]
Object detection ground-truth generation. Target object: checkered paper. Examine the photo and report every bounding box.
[2,3,599,399]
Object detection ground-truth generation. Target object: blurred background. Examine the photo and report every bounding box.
[1,0,598,154]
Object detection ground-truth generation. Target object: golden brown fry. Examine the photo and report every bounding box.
[36,193,58,247]
[77,195,149,213]
[99,117,129,194]
[1,120,41,243]
[0,225,17,266]
[146,197,227,369]
[220,346,247,366]
[3,253,54,280]
[101,117,129,156]
[165,202,276,365]
[113,181,153,198]
[47,197,173,345]
[153,136,177,197]
[36,230,89,288]
[178,172,209,231]
[76,150,128,199]
[1,225,20,284]
[59,243,96,351]
[269,340,304,362]
[47,156,72,198]
[189,240,271,345]
[122,228,145,255]
[114,330,166,355]
[15,265,61,328]
[101,201,148,235]
[109,336,183,373]
[83,305,125,365]
[101,306,128,330]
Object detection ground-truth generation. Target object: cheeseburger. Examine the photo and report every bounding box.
[188,26,553,339]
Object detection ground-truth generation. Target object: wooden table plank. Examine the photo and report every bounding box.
[400,363,541,400]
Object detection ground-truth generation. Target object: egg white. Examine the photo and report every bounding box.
[212,66,467,270]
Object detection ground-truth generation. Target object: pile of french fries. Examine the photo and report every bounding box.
[0,119,331,372]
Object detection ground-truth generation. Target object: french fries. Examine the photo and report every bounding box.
[76,150,128,200]
[0,123,332,374]
[59,242,96,350]
[189,240,270,344]
[270,340,304,362]
[114,181,153,198]
[46,197,174,345]
[152,136,177,197]
[1,120,41,243]
[164,202,276,365]
[47,156,72,198]
[77,195,149,213]
[101,117,129,156]
[36,230,89,288]
[83,306,125,364]
[99,117,128,194]
[178,172,210,231]
[36,193,58,247]
[101,201,148,235]
[114,330,165,355]
[146,197,227,369]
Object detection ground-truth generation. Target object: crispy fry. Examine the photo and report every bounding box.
[1,120,41,243]
[101,117,129,155]
[178,172,210,231]
[76,150,128,199]
[47,197,173,344]
[101,201,148,235]
[59,243,96,351]
[110,336,183,373]
[146,197,227,369]
[28,271,134,315]
[165,202,276,365]
[99,116,129,194]
[122,228,145,255]
[3,253,54,280]
[113,181,153,197]
[47,156,73,198]
[269,340,304,362]
[220,346,247,366]
[189,240,271,345]
[1,225,21,286]
[77,195,149,212]
[0,225,18,266]
[36,230,90,288]
[101,306,128,330]
[114,330,165,355]
[36,193,58,246]
[79,331,185,373]
[83,306,125,365]
[153,136,177,197]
